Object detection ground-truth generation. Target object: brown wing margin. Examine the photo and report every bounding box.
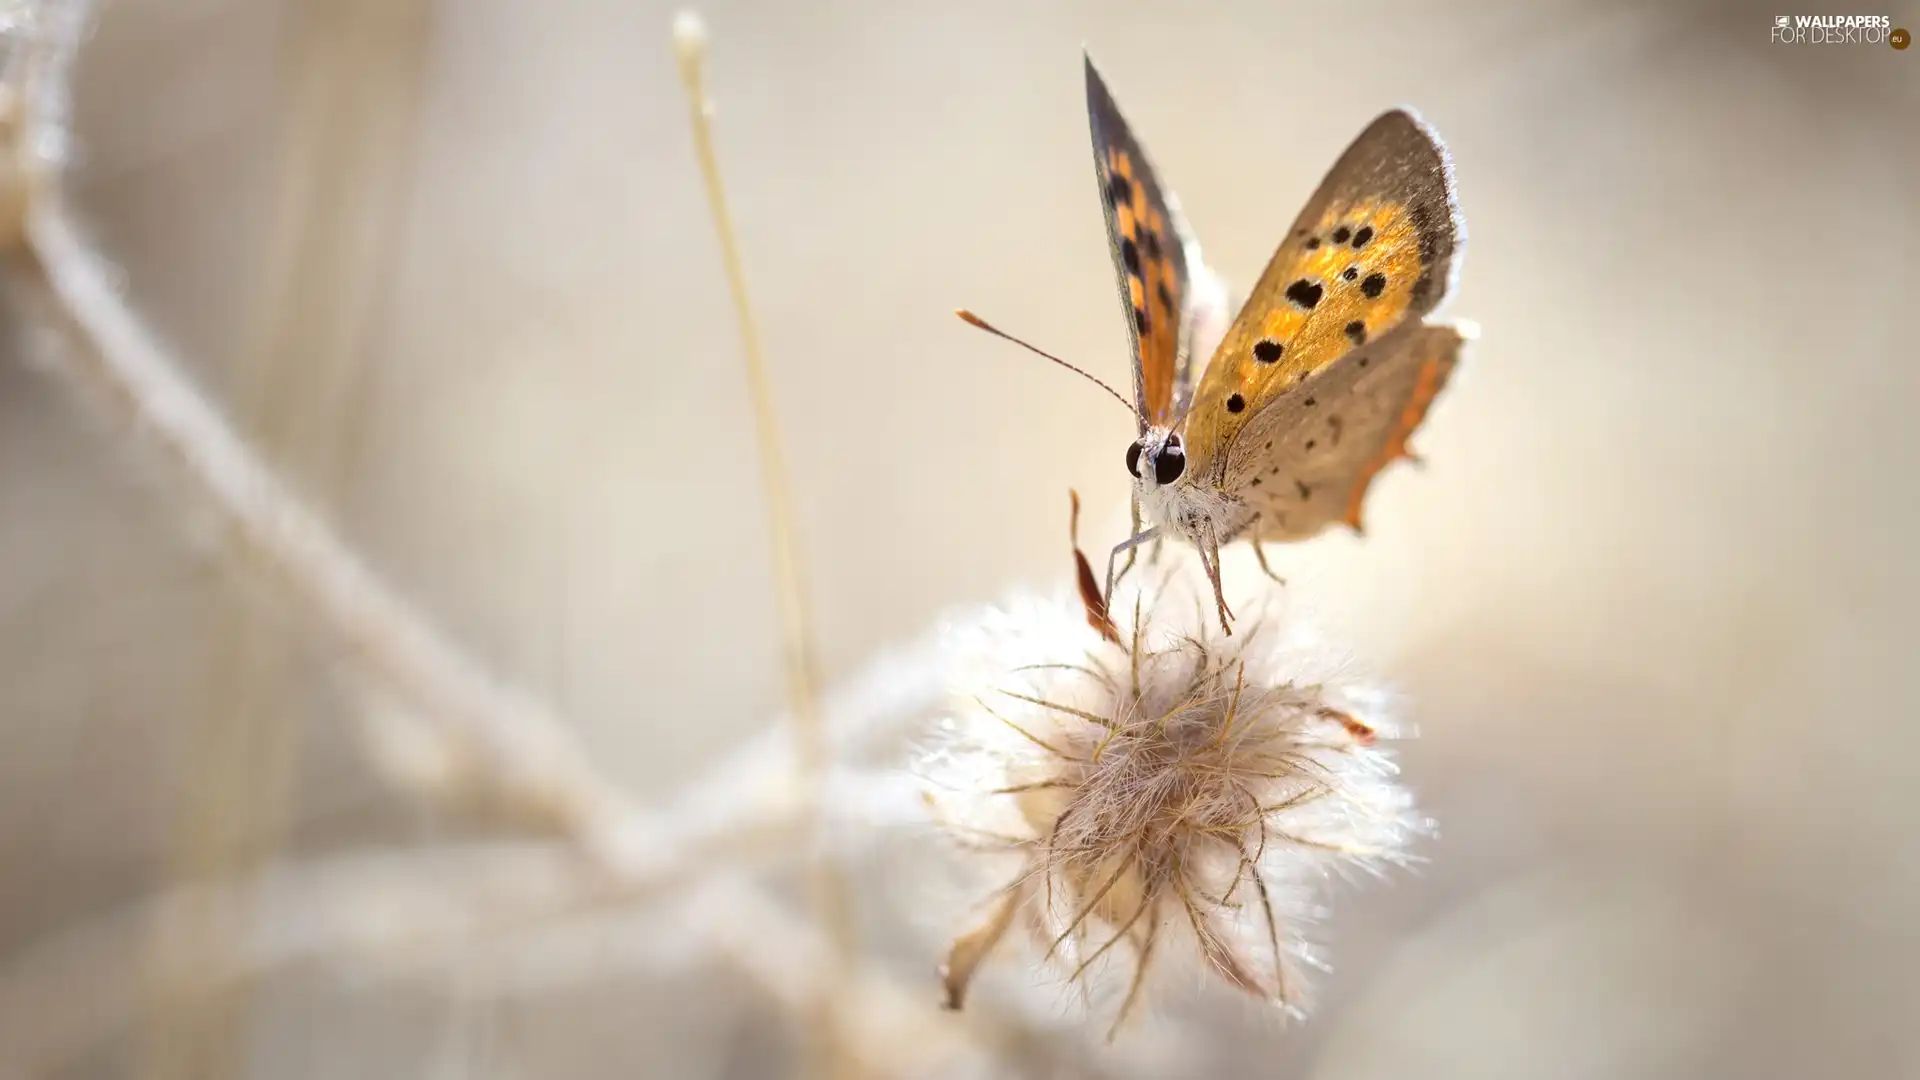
[1337,323,1464,533]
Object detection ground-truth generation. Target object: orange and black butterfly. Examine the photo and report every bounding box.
[1082,56,1466,622]
[966,54,1472,631]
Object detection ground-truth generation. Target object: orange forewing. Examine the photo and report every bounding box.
[1085,56,1200,430]
[1180,110,1459,483]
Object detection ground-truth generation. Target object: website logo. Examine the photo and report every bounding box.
[1769,14,1906,47]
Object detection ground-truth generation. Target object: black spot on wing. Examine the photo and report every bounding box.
[1285,279,1323,310]
[1351,225,1373,248]
[1252,339,1283,364]
[1121,238,1141,275]
[1345,320,1367,345]
[1226,393,1246,414]
[1331,226,1351,244]
[1361,272,1387,298]
[1107,173,1133,206]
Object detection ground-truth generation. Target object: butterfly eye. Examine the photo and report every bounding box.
[1125,440,1144,479]
[1154,443,1186,485]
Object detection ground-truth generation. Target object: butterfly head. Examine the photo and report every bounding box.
[1125,427,1186,492]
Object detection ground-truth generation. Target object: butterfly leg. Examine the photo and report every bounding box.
[1114,496,1144,591]
[1104,527,1162,609]
[1251,538,1287,587]
[1201,527,1235,634]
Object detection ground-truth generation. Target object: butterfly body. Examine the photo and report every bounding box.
[1128,426,1248,544]
[1085,54,1470,627]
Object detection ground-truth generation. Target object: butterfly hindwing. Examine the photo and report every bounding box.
[1178,109,1461,482]
[1230,321,1468,539]
[1085,55,1205,431]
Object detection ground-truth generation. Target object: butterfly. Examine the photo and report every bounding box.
[964,54,1470,632]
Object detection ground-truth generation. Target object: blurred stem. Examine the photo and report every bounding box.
[3,197,981,1080]
[0,841,1017,1080]
[0,0,73,246]
[148,3,433,1077]
[10,195,644,851]
[673,13,856,1080]
[175,6,411,1078]
[0,6,969,1077]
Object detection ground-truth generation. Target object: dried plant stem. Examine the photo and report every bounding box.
[0,0,634,851]
[0,844,996,1080]
[2,157,951,889]
[673,12,854,1079]
[146,7,434,1077]
[2,218,1006,1075]
[0,8,670,875]
[0,8,987,1075]
[9,187,899,858]
[10,201,633,839]
[0,2,71,249]
[1,0,910,918]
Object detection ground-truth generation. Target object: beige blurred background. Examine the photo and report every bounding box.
[3,0,1919,1076]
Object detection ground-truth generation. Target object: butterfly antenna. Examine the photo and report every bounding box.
[956,309,1136,418]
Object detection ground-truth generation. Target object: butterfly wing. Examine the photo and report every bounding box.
[1230,321,1469,539]
[1178,109,1462,484]
[1085,55,1208,431]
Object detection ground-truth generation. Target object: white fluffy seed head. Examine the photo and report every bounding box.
[921,552,1424,1031]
